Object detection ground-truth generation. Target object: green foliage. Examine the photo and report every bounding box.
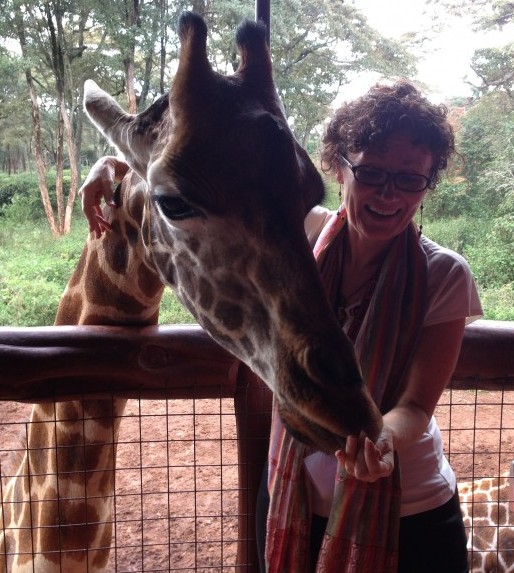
[0,171,72,221]
[423,215,482,253]
[158,289,195,325]
[0,212,196,327]
[425,214,514,292]
[478,284,514,321]
[0,217,87,326]
[424,179,471,220]
[458,92,514,216]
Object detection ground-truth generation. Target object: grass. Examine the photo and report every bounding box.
[1,196,513,326]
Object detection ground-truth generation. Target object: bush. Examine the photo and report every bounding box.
[424,179,471,220]
[0,171,72,221]
[423,215,483,254]
[465,242,514,288]
[478,284,514,321]
[0,219,88,326]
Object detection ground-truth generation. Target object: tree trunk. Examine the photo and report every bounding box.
[14,11,59,237]
[61,98,79,234]
[123,0,140,114]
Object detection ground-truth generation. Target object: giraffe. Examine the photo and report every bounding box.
[0,11,383,572]
[0,172,164,572]
[458,461,514,572]
[82,11,382,451]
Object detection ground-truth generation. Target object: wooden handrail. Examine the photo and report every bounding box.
[0,319,513,402]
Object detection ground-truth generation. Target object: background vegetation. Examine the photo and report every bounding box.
[1,0,513,325]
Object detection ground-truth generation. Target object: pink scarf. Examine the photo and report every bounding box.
[266,210,428,572]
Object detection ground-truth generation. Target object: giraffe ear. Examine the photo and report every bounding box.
[83,79,129,137]
[83,80,162,178]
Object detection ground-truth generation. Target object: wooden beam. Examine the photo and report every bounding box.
[0,320,512,403]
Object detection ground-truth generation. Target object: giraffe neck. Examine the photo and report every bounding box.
[510,461,514,514]
[458,465,514,573]
[1,174,164,572]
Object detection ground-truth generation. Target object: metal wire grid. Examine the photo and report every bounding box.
[0,396,257,572]
[436,380,514,571]
[0,380,511,571]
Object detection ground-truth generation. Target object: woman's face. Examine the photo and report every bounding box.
[337,132,433,246]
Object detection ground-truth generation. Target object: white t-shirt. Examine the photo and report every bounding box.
[302,206,483,517]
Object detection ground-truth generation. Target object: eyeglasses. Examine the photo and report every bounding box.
[340,156,431,193]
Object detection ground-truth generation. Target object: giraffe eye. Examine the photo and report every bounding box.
[154,195,199,220]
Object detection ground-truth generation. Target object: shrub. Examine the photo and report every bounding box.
[0,219,87,326]
[423,216,484,254]
[478,284,514,321]
[0,171,72,221]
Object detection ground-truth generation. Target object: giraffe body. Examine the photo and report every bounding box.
[1,12,382,571]
[458,461,514,572]
[0,174,163,572]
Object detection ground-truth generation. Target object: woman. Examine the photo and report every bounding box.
[257,80,482,573]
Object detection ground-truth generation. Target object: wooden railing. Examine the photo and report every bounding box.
[0,319,513,570]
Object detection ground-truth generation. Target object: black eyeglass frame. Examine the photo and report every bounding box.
[340,156,431,193]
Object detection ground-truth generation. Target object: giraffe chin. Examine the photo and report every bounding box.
[277,401,382,455]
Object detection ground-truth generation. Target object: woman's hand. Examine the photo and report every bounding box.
[79,156,129,238]
[335,427,394,482]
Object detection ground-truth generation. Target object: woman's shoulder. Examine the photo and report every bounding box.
[420,235,483,325]
[420,235,472,276]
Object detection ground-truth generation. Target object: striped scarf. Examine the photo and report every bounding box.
[266,210,428,572]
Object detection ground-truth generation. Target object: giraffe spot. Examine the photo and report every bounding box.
[104,226,128,274]
[55,291,84,325]
[88,251,147,315]
[239,335,256,357]
[36,491,103,560]
[55,435,115,478]
[201,316,238,353]
[219,277,246,301]
[255,259,280,296]
[14,523,35,565]
[252,358,272,379]
[198,277,214,310]
[186,235,201,254]
[215,300,244,331]
[248,301,271,343]
[124,220,139,247]
[175,252,196,293]
[151,250,178,287]
[92,523,114,568]
[138,262,163,298]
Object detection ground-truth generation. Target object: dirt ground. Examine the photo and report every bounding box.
[0,387,512,572]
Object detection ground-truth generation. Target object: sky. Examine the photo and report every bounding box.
[339,0,513,103]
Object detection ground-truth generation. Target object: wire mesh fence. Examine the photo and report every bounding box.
[437,380,514,572]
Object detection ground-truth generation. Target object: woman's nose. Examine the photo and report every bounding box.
[377,177,397,197]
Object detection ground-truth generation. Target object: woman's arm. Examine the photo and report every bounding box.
[79,156,130,238]
[336,317,466,482]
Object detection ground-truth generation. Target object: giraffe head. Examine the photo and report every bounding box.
[83,11,382,452]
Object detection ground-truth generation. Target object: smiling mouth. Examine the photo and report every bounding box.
[366,204,400,217]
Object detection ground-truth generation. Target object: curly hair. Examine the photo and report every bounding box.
[320,80,455,189]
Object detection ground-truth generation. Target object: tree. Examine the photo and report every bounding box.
[0,0,91,235]
[198,0,415,146]
[0,0,417,232]
[429,0,514,98]
[459,91,514,213]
